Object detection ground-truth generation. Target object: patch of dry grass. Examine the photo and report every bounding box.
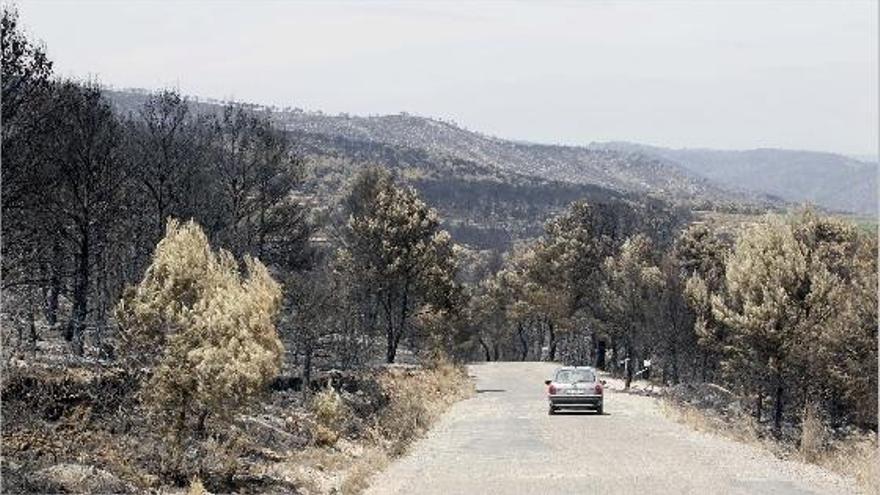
[2,357,473,495]
[339,447,389,495]
[375,361,474,455]
[812,433,878,494]
[186,477,208,495]
[283,361,473,494]
[662,399,879,494]
[660,401,768,448]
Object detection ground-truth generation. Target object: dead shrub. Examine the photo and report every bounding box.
[664,396,878,493]
[187,477,208,495]
[309,386,350,446]
[814,433,878,494]
[799,403,828,462]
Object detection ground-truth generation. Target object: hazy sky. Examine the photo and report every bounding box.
[13,1,879,155]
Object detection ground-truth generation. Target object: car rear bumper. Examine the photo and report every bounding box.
[549,394,603,408]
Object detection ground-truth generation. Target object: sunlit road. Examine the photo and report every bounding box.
[365,362,859,495]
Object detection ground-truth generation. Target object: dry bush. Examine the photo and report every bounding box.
[813,433,878,494]
[799,403,827,462]
[115,219,284,480]
[187,477,208,495]
[663,398,879,493]
[310,386,351,446]
[339,447,389,495]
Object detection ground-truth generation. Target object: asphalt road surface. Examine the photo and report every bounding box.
[365,362,860,495]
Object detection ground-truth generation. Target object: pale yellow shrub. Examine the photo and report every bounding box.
[186,477,208,495]
[340,447,389,495]
[310,386,350,446]
[116,219,283,441]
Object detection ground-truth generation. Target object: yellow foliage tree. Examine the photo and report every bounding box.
[116,219,283,441]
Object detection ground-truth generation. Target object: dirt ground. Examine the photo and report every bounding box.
[364,361,862,495]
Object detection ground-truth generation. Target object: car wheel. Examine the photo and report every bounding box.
[548,406,556,415]
[597,404,604,415]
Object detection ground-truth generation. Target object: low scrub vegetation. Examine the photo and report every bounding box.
[2,356,472,494]
[310,386,350,447]
[374,362,473,454]
[663,383,878,494]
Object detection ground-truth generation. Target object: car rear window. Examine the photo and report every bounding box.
[555,369,595,383]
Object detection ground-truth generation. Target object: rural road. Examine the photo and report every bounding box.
[365,362,860,495]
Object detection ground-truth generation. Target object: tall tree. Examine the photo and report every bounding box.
[339,168,459,363]
[601,234,664,388]
[675,223,729,380]
[44,82,127,354]
[709,211,877,431]
[1,7,59,339]
[209,105,309,270]
[124,90,205,235]
[1,6,53,138]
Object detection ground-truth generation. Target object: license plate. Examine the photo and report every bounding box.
[566,389,580,395]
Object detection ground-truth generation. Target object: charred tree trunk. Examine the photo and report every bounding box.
[547,319,557,362]
[517,323,529,361]
[479,338,492,361]
[755,391,764,423]
[196,410,209,438]
[385,328,397,363]
[596,339,606,370]
[671,347,679,384]
[773,384,785,434]
[700,351,708,382]
[624,343,633,390]
[44,238,62,327]
[302,338,314,399]
[28,308,37,358]
[68,230,89,356]
[383,290,397,364]
[385,282,409,364]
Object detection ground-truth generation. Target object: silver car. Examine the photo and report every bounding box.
[545,366,605,415]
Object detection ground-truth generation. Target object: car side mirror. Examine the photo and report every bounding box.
[544,379,552,386]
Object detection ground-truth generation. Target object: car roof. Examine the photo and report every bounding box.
[555,366,596,372]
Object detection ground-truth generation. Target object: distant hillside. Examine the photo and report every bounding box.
[108,89,693,252]
[268,110,774,210]
[108,89,780,210]
[594,142,877,215]
[103,89,880,278]
[290,129,664,250]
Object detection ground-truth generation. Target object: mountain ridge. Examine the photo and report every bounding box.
[592,141,877,215]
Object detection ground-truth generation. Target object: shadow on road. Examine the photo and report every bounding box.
[476,389,506,393]
[551,410,610,416]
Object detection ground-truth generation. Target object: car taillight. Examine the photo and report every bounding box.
[548,384,558,395]
[595,383,603,395]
